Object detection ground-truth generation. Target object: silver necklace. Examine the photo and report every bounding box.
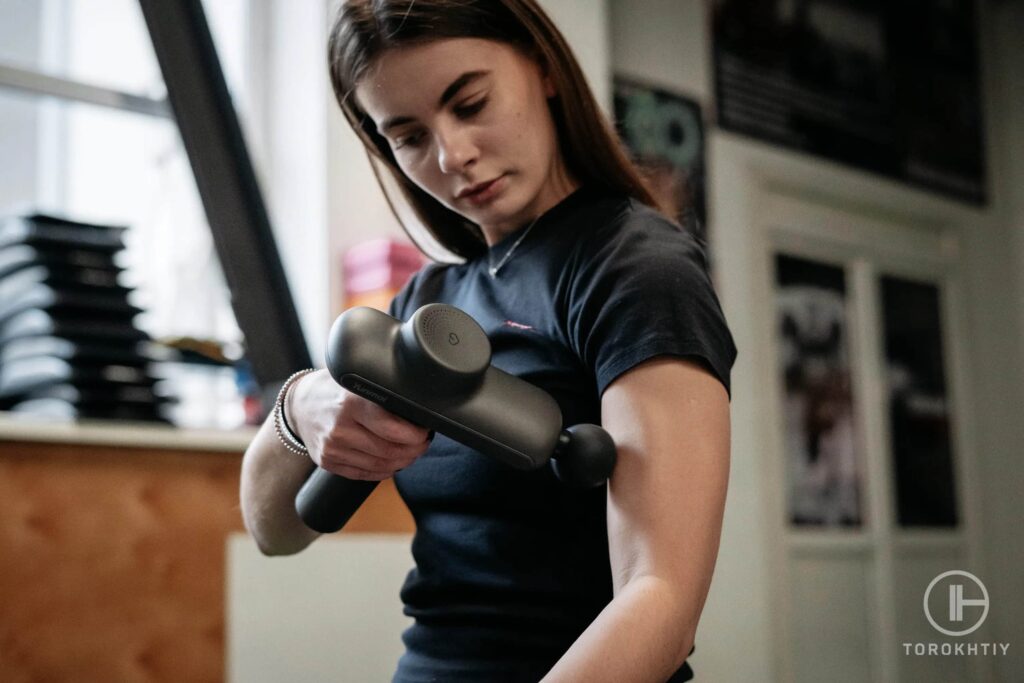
[487,216,540,278]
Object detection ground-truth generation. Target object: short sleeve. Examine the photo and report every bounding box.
[386,264,430,321]
[562,204,738,399]
[386,280,411,319]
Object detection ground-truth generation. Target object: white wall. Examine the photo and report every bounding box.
[968,1,1024,676]
[540,0,611,112]
[610,0,1024,680]
[610,0,708,101]
[254,0,333,367]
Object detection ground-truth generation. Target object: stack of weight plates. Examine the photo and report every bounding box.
[0,213,173,422]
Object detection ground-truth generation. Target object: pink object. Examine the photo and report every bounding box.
[342,238,425,297]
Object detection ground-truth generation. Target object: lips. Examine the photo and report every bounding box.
[457,175,503,200]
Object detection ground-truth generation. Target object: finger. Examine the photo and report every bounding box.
[325,463,390,481]
[331,424,428,464]
[319,447,396,480]
[319,441,397,475]
[350,399,431,445]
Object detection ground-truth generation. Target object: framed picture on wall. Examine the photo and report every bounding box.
[774,253,863,527]
[612,77,707,248]
[711,0,986,204]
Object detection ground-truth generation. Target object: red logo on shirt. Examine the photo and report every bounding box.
[503,320,534,331]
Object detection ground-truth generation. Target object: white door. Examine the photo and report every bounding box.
[749,191,990,683]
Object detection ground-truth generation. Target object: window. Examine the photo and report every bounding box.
[0,0,258,428]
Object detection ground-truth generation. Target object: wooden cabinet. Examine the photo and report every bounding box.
[0,433,412,682]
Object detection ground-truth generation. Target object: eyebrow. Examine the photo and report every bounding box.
[378,70,490,134]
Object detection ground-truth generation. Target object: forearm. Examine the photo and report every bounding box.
[240,413,320,556]
[540,575,695,683]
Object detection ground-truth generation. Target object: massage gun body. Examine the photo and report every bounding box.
[296,304,615,534]
[328,306,563,471]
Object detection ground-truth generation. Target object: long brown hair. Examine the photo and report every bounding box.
[327,0,663,261]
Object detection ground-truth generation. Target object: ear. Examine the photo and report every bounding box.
[529,48,557,98]
[536,59,561,98]
[542,70,557,98]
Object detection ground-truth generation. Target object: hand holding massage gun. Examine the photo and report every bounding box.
[295,303,617,533]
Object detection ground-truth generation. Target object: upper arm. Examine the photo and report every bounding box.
[601,356,730,613]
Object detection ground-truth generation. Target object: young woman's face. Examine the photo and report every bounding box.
[355,38,577,242]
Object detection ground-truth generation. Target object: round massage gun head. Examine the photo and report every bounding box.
[397,304,492,395]
[550,424,617,488]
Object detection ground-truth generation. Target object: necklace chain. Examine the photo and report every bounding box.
[487,216,540,278]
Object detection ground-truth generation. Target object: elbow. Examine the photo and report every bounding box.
[675,633,696,672]
[248,525,287,556]
[253,536,303,557]
[623,574,699,672]
[662,602,697,672]
[243,509,318,557]
[249,527,316,557]
[670,597,699,670]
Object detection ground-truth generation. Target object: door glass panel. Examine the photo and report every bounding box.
[776,254,863,527]
[880,275,958,527]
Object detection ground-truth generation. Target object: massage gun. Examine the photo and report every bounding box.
[294,303,616,533]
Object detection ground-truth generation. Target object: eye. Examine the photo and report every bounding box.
[394,129,426,150]
[454,97,487,118]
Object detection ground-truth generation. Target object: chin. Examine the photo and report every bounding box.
[466,197,519,227]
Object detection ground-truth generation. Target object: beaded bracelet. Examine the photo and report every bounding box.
[273,368,316,456]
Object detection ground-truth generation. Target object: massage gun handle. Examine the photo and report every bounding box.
[295,468,379,533]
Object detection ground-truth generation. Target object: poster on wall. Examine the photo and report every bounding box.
[613,77,707,247]
[775,254,863,527]
[711,0,986,205]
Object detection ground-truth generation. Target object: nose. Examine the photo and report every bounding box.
[435,125,477,175]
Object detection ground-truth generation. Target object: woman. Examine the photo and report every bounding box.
[240,1,737,681]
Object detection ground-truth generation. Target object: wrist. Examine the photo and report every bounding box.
[283,370,313,444]
[273,369,316,457]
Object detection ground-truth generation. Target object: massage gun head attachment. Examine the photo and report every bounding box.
[397,304,492,395]
[550,424,617,488]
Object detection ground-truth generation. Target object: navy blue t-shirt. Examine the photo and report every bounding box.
[387,186,737,682]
